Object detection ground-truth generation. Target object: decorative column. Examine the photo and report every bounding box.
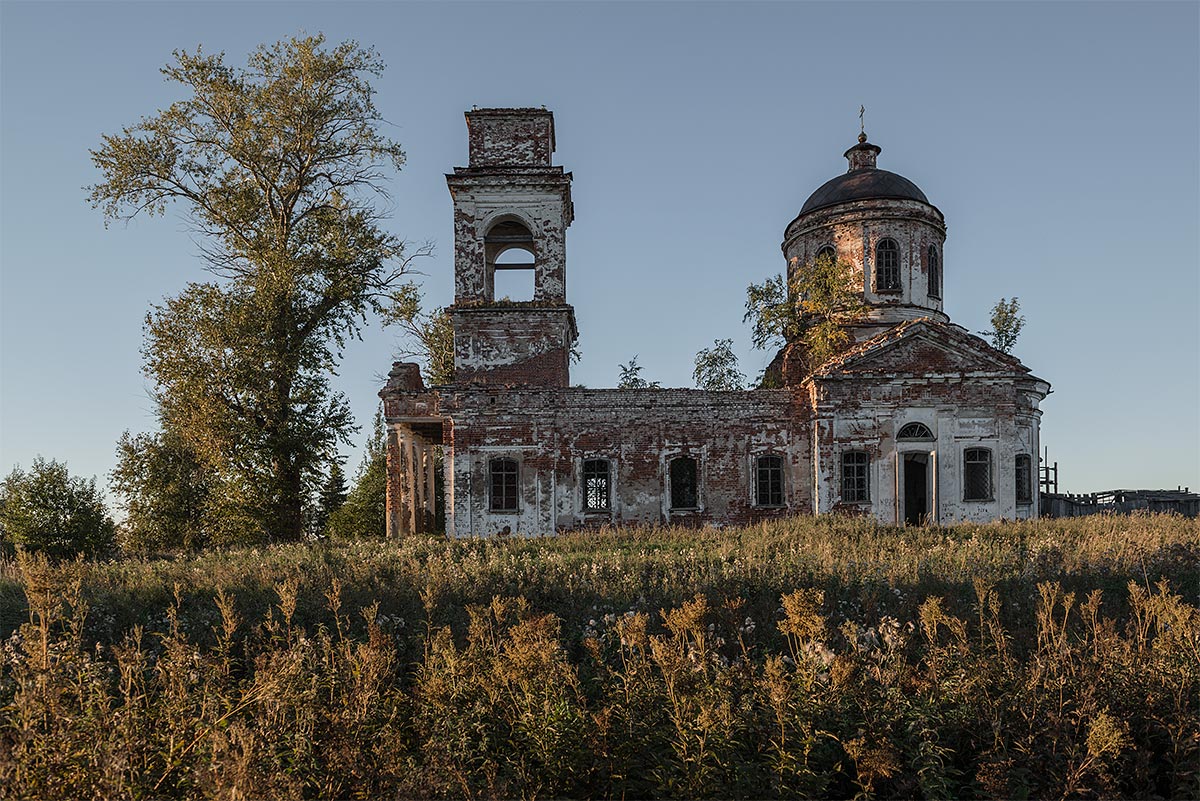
[404,429,418,535]
[387,426,413,538]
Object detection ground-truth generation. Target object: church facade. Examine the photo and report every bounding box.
[381,108,1049,537]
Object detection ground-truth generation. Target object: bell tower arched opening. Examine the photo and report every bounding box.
[486,218,537,302]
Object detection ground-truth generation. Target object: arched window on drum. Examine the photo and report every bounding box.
[927,245,941,299]
[875,238,900,293]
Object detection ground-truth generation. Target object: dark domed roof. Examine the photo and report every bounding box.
[797,136,930,216]
[800,168,929,215]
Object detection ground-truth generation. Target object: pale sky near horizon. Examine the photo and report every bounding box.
[2,1,1198,501]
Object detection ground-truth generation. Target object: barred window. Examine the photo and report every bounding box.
[669,457,698,510]
[582,459,611,512]
[755,455,785,507]
[927,245,941,298]
[841,451,870,503]
[1015,454,1033,504]
[815,245,837,266]
[875,238,901,292]
[963,448,993,501]
[489,458,519,512]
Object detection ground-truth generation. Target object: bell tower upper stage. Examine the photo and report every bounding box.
[446,108,577,386]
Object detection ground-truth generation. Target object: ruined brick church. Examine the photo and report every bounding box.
[381,108,1049,536]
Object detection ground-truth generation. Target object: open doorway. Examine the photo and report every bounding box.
[902,452,931,525]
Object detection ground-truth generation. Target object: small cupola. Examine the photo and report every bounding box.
[844,132,881,171]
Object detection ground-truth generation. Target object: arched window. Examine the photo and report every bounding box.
[815,245,837,266]
[669,457,698,510]
[489,457,519,512]
[897,422,934,440]
[963,448,993,502]
[755,455,785,507]
[494,247,536,301]
[841,451,870,502]
[582,459,611,512]
[927,245,941,299]
[875,238,900,292]
[484,219,536,302]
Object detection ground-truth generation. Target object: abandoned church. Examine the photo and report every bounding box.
[381,108,1050,536]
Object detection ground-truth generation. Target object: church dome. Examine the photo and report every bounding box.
[798,135,929,216]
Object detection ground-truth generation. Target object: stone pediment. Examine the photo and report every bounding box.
[811,319,1033,380]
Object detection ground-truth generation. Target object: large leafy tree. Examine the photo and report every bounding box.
[88,36,425,540]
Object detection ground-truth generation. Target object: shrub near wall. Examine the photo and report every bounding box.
[0,516,1197,799]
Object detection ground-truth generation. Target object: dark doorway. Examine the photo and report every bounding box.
[903,453,929,525]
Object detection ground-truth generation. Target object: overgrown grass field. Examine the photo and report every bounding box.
[1,515,1197,799]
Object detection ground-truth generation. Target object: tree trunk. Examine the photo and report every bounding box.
[275,457,305,541]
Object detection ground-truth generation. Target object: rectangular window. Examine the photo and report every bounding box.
[756,455,785,506]
[1015,454,1032,504]
[489,458,519,512]
[841,452,870,502]
[582,459,611,512]
[669,457,698,510]
[963,448,993,501]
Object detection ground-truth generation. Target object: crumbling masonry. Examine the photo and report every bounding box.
[382,108,1050,536]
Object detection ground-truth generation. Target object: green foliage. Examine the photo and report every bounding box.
[326,409,386,539]
[617,355,661,389]
[313,460,348,536]
[744,252,868,371]
[0,516,1196,798]
[0,458,114,558]
[744,272,795,351]
[982,296,1026,354]
[382,283,455,386]
[87,35,427,541]
[111,429,211,551]
[692,338,746,391]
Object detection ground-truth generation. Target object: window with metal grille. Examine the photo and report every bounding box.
[928,245,941,298]
[489,458,519,512]
[875,238,900,292]
[755,455,785,506]
[897,422,934,440]
[963,448,993,501]
[582,459,611,512]
[841,451,870,502]
[669,457,698,510]
[1015,454,1032,504]
[815,245,837,266]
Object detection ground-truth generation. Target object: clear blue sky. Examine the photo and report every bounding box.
[2,1,1197,498]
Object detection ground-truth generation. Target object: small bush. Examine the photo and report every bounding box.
[0,457,114,558]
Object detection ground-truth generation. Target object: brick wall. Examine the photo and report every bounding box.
[437,387,812,536]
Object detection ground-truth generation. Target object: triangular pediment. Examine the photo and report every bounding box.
[811,320,1032,379]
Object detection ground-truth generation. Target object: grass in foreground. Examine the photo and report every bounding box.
[0,515,1197,799]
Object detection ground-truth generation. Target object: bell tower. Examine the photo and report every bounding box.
[446,108,577,386]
